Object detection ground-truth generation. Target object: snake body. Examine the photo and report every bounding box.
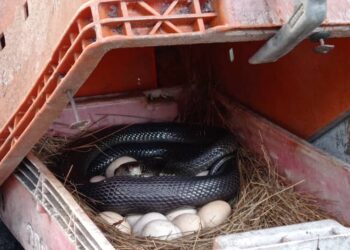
[65,123,240,215]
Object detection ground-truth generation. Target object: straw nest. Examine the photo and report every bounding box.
[33,73,330,249]
[33,136,330,250]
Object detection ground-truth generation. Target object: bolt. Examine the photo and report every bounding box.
[137,77,142,86]
[229,48,234,62]
[66,90,90,130]
[309,31,335,55]
[314,38,335,54]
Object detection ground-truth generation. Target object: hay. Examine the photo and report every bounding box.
[33,136,69,166]
[74,148,329,250]
[33,137,330,250]
[32,77,330,249]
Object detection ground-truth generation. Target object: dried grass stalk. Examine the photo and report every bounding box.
[76,148,329,250]
[32,79,330,249]
[33,137,329,250]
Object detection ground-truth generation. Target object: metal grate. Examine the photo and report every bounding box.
[15,159,109,250]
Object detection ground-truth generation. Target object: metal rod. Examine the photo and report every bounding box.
[66,90,80,123]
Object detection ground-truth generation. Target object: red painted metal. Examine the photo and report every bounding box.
[219,95,350,225]
[211,38,350,139]
[75,47,158,97]
[49,89,179,136]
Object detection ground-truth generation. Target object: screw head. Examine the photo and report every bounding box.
[70,120,90,130]
[314,44,335,54]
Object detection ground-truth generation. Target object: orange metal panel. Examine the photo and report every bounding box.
[76,47,157,97]
[212,38,350,139]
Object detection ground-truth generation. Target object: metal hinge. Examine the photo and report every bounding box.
[249,0,327,64]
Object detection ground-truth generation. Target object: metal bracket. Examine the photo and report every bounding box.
[249,0,327,64]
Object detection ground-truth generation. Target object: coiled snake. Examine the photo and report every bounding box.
[64,123,240,215]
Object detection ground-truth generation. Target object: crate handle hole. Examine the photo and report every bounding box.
[24,1,29,20]
[0,33,5,51]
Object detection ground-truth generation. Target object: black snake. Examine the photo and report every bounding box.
[63,123,240,215]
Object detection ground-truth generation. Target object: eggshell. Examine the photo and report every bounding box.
[142,173,154,177]
[89,175,106,183]
[196,171,209,176]
[172,214,202,235]
[126,214,143,227]
[166,207,197,221]
[198,200,231,228]
[105,156,137,178]
[141,220,182,240]
[128,165,142,176]
[133,212,167,236]
[99,211,131,234]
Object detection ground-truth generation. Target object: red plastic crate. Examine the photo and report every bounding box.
[1,0,350,184]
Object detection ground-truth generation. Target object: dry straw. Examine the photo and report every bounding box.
[33,77,330,249]
[33,136,330,250]
[80,148,329,250]
[80,146,329,249]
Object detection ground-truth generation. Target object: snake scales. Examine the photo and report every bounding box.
[64,123,240,215]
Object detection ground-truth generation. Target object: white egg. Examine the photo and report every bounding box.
[141,220,182,240]
[196,171,209,176]
[99,211,131,234]
[105,156,137,178]
[198,200,231,228]
[133,212,167,236]
[166,207,197,221]
[89,175,105,183]
[172,214,203,235]
[126,214,143,227]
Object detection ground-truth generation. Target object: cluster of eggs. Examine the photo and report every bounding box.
[89,156,232,240]
[98,200,231,240]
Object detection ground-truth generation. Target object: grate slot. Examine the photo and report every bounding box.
[16,168,38,189]
[42,180,99,249]
[15,171,36,191]
[15,161,39,192]
[13,158,109,250]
